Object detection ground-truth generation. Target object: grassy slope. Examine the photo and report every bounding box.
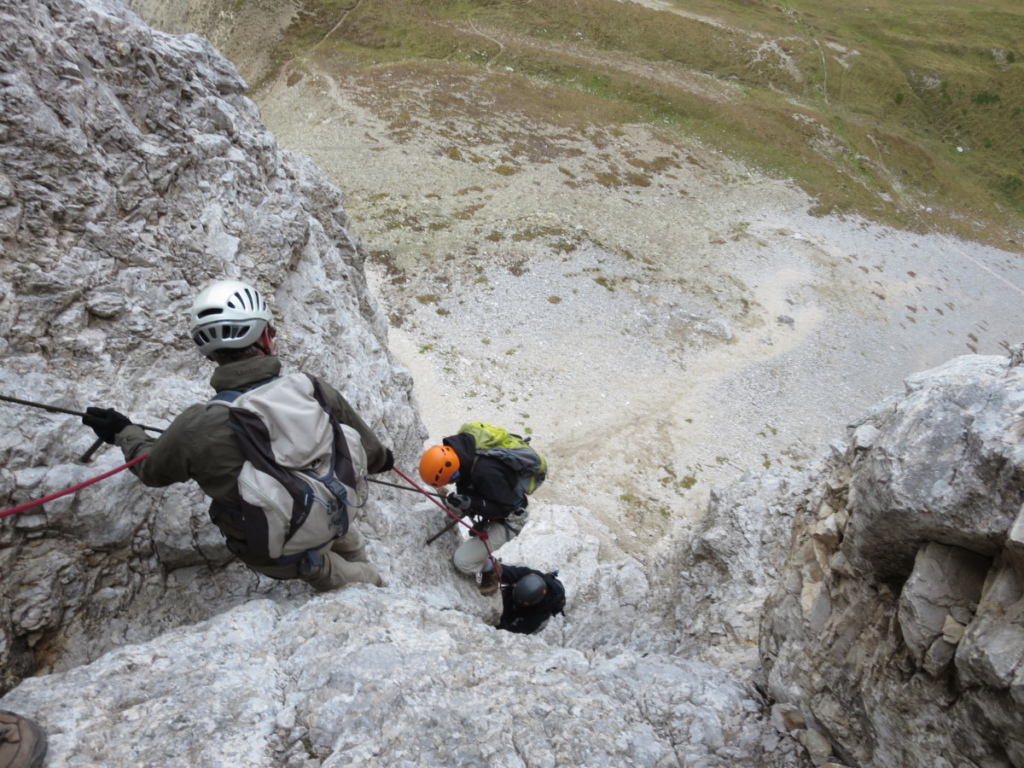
[249,0,1022,246]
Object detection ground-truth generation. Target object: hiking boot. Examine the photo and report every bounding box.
[0,711,47,768]
[478,569,499,595]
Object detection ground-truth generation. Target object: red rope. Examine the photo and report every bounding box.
[391,466,502,580]
[0,454,149,520]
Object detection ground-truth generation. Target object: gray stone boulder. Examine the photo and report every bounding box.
[760,354,1024,768]
[0,582,772,768]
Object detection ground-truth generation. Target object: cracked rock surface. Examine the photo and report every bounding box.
[2,2,1023,767]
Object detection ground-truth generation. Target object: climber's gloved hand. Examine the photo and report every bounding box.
[374,448,395,474]
[446,493,472,513]
[83,407,132,444]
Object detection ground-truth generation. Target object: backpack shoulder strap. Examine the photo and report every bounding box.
[208,376,279,406]
[211,389,243,404]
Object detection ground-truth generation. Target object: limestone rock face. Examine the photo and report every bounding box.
[4,1,1023,767]
[0,4,804,767]
[673,468,810,674]
[0,583,775,768]
[760,355,1024,768]
[0,0,424,692]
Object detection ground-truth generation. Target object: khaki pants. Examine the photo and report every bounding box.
[248,526,383,591]
[453,520,514,575]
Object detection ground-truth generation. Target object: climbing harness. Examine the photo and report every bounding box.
[0,455,149,519]
[391,466,502,579]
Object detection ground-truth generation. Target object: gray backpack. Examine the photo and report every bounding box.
[212,373,368,562]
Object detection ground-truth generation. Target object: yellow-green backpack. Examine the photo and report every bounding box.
[457,422,548,501]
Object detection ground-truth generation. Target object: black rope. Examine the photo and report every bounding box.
[367,477,443,498]
[425,516,462,545]
[0,394,165,433]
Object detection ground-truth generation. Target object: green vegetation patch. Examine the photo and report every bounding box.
[511,225,567,242]
[453,204,485,220]
[260,0,1024,242]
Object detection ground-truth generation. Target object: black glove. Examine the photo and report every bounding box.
[446,493,472,513]
[376,448,395,473]
[83,407,132,444]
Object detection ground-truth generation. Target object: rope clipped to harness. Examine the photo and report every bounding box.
[0,455,149,520]
[391,466,502,579]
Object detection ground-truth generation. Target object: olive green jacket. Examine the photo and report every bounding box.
[115,356,388,549]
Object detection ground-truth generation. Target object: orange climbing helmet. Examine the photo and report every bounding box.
[419,445,460,487]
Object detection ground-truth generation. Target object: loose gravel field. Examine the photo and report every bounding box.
[248,29,1024,558]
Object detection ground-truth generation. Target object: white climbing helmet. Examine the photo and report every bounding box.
[188,279,273,354]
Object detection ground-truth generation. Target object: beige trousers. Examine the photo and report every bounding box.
[248,526,383,591]
[453,520,514,575]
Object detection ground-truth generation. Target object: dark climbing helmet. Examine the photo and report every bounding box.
[188,279,273,354]
[512,573,548,607]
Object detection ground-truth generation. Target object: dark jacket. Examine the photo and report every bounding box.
[115,355,388,562]
[497,564,565,635]
[443,432,524,520]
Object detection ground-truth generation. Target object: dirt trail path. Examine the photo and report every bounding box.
[613,0,731,29]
